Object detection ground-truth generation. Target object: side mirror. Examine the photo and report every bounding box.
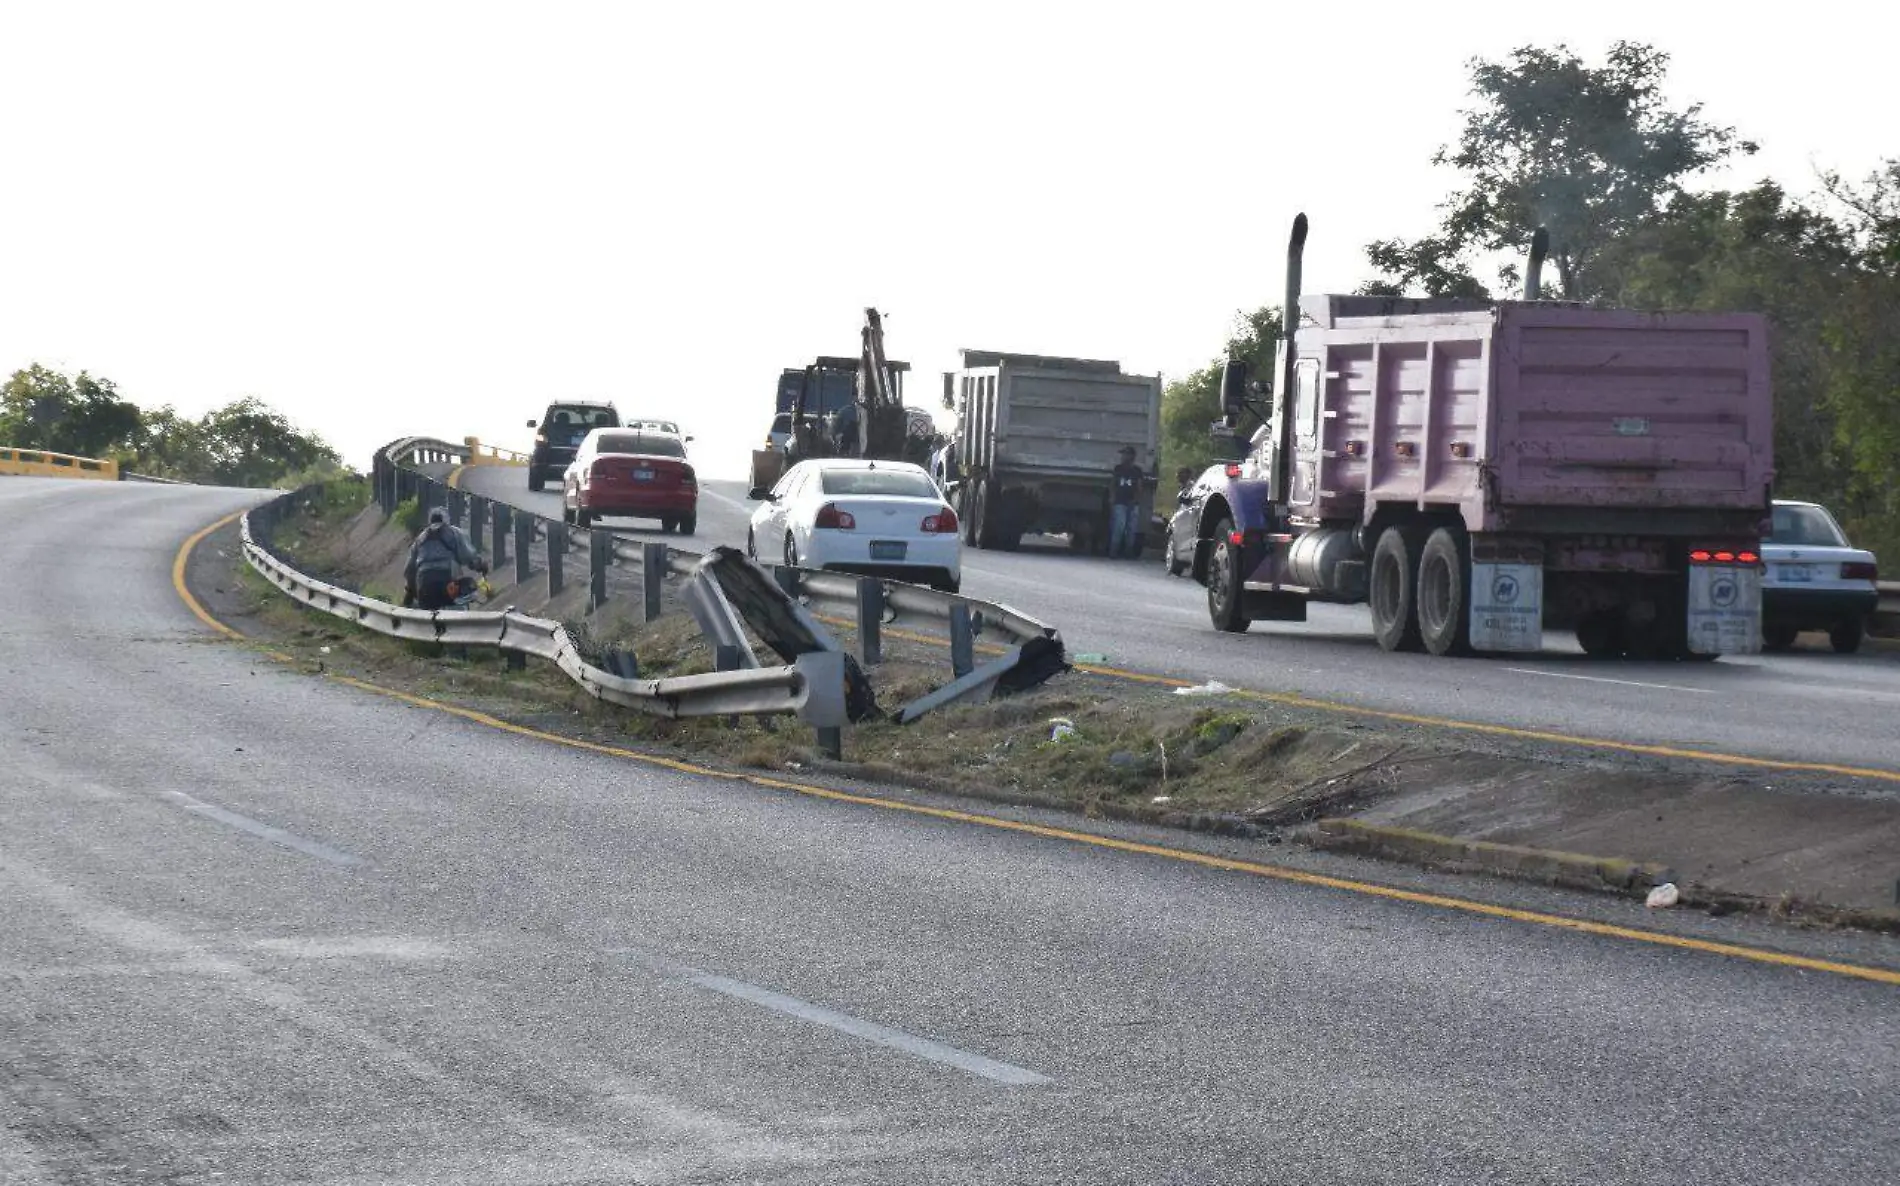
[1219,358,1249,427]
[685,435,695,443]
[526,419,537,428]
[747,487,766,501]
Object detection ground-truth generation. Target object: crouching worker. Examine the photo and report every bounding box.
[404,507,489,610]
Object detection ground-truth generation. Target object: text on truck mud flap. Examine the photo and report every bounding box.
[1469,561,1544,652]
[1687,563,1763,654]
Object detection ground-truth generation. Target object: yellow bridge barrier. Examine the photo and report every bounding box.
[463,437,531,467]
[0,447,119,480]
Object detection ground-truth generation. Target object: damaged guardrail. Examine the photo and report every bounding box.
[243,487,847,728]
[368,435,1070,734]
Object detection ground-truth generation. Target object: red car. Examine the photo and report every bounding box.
[561,428,697,533]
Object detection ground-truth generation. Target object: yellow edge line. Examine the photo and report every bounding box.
[446,465,465,490]
[171,510,1900,989]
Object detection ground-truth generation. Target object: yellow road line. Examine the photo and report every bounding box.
[173,511,1900,989]
[446,465,465,490]
[171,511,248,639]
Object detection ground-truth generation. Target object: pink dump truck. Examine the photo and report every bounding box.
[1187,216,1773,658]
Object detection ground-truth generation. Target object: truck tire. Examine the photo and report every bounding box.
[1416,526,1472,656]
[1369,524,1426,653]
[1206,517,1251,633]
[528,468,545,493]
[960,487,979,546]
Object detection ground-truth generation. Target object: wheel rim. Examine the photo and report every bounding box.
[786,536,797,567]
[1418,552,1451,637]
[1209,541,1232,616]
[1163,528,1174,570]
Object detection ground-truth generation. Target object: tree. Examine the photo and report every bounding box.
[1367,42,1754,299]
[1160,306,1281,485]
[193,397,341,488]
[0,365,144,458]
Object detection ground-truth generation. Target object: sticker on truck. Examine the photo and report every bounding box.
[1687,564,1762,654]
[1469,563,1543,652]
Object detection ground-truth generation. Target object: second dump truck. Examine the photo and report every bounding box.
[1180,215,1772,658]
[943,350,1163,552]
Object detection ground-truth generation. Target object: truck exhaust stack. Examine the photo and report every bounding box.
[1275,213,1309,508]
[1525,226,1550,301]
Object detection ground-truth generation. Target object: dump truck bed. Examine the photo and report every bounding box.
[1294,300,1773,530]
[957,354,1162,480]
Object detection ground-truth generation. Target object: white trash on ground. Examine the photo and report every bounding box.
[1047,718,1079,743]
[1173,680,1234,697]
[1645,882,1681,909]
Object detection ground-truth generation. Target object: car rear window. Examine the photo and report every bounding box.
[1769,505,1848,547]
[818,468,938,498]
[594,433,685,458]
[545,405,618,429]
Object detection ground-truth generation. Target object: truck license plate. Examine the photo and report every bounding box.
[1776,563,1813,584]
[633,468,655,481]
[870,541,907,561]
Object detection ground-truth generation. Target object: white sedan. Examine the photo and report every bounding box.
[747,459,962,592]
[1760,499,1879,653]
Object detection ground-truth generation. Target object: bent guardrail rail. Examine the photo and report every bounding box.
[242,487,846,726]
[0,446,119,480]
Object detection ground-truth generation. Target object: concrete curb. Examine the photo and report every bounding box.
[1308,819,1674,898]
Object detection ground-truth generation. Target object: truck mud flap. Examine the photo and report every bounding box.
[1469,560,1544,652]
[1687,562,1762,654]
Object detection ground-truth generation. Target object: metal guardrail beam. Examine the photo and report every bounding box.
[241,488,832,723]
[0,446,119,480]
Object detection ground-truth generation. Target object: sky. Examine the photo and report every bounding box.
[2,1,1893,478]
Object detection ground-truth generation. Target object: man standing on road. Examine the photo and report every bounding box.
[404,507,489,610]
[1109,445,1147,559]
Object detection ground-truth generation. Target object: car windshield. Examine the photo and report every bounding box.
[547,405,617,429]
[770,414,793,433]
[818,468,938,498]
[594,433,684,458]
[1769,504,1848,547]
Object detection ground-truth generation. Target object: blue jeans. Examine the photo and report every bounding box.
[1109,503,1140,558]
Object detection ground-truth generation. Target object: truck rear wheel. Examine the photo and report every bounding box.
[1369,524,1426,653]
[1206,518,1251,633]
[1416,526,1472,657]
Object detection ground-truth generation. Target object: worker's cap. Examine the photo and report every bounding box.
[427,506,448,525]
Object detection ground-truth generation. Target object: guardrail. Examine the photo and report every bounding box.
[243,485,848,726]
[0,447,119,480]
[463,437,531,466]
[369,436,1068,726]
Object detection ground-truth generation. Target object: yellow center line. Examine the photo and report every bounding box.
[446,465,465,490]
[173,509,1900,988]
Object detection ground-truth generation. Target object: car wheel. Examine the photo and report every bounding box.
[746,528,758,560]
[659,516,676,534]
[1415,526,1472,657]
[1830,618,1864,654]
[1164,525,1187,577]
[1762,624,1798,652]
[785,533,799,569]
[678,514,696,537]
[576,508,593,529]
[1206,517,1251,633]
[1369,524,1427,653]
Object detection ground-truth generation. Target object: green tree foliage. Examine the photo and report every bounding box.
[1160,306,1281,486]
[0,365,144,457]
[2,365,343,488]
[1366,42,1753,299]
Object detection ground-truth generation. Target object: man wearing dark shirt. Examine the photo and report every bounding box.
[1109,445,1146,559]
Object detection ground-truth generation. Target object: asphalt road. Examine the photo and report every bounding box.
[456,464,1900,777]
[6,480,1900,1182]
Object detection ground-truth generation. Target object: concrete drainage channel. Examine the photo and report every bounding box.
[243,437,1073,752]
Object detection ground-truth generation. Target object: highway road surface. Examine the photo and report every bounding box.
[5,472,1899,1184]
[456,463,1900,780]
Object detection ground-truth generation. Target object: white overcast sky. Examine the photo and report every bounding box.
[1,1,1892,477]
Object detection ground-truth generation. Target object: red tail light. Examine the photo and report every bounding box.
[1737,550,1759,564]
[1223,463,1242,478]
[1713,550,1736,562]
[1689,549,1712,563]
[814,503,856,529]
[1842,561,1879,581]
[922,507,959,534]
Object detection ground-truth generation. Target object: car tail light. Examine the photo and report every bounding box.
[1690,549,1711,562]
[922,507,959,533]
[1737,550,1760,564]
[814,503,856,529]
[681,466,697,487]
[1842,561,1878,581]
[1223,463,1242,478]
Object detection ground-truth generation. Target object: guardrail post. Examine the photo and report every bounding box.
[470,496,488,546]
[816,726,843,761]
[514,516,533,583]
[589,530,609,611]
[856,578,883,666]
[547,522,566,596]
[492,504,510,568]
[773,565,799,599]
[950,604,975,678]
[642,543,665,623]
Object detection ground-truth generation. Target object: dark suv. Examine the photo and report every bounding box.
[527,400,620,491]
